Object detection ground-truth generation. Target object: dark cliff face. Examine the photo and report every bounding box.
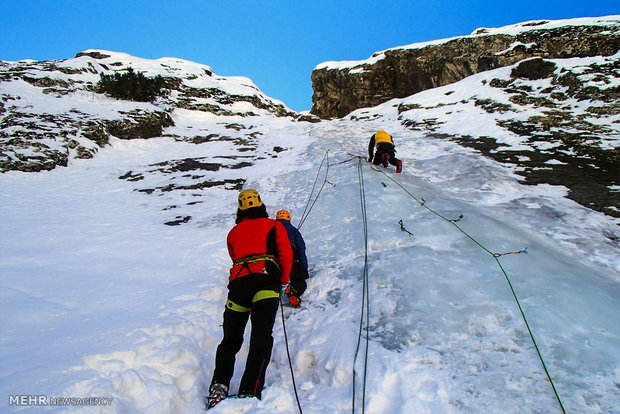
[347,53,619,218]
[311,21,620,119]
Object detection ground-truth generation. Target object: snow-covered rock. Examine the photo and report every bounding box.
[1,19,619,414]
[311,15,620,118]
[0,49,299,172]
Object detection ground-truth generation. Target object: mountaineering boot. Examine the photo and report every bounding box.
[288,295,300,307]
[382,153,390,168]
[396,160,402,173]
[285,286,301,308]
[206,383,228,410]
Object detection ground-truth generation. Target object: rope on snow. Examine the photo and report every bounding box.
[297,151,333,230]
[372,166,566,414]
[352,158,371,414]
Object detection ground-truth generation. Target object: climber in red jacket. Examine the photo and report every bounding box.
[207,189,293,409]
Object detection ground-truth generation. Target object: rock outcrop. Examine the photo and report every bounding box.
[0,50,299,172]
[311,16,620,119]
[350,52,619,217]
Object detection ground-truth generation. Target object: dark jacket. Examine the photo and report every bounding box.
[368,130,395,161]
[276,219,308,269]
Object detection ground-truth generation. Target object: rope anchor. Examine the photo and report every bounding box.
[493,247,528,258]
[449,214,464,223]
[398,219,414,237]
[330,157,355,167]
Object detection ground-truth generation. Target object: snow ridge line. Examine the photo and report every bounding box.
[372,165,567,414]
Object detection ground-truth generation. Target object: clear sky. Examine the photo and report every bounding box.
[1,0,618,112]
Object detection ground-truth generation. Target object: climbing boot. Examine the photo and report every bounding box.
[206,383,228,410]
[396,160,402,173]
[285,286,301,308]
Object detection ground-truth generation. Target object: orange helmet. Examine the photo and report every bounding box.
[238,189,263,210]
[276,210,291,221]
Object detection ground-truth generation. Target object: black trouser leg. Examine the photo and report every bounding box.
[374,143,398,167]
[389,155,401,167]
[372,152,383,165]
[289,261,307,297]
[238,297,279,397]
[211,308,249,388]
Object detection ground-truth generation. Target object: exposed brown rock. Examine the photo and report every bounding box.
[311,24,620,118]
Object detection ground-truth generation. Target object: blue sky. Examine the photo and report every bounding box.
[1,1,618,112]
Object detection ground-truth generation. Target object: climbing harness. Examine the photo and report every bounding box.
[372,166,566,414]
[232,254,280,270]
[231,253,280,280]
[352,158,370,414]
[225,290,280,313]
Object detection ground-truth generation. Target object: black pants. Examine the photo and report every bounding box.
[372,142,400,167]
[211,275,280,398]
[289,259,307,297]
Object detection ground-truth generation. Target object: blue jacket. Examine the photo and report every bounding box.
[277,219,308,269]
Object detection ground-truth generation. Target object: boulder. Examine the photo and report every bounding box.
[106,110,174,139]
[511,58,557,80]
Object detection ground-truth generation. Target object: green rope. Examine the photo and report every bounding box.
[374,166,566,414]
[352,158,370,414]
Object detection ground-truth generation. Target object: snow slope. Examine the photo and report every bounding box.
[0,49,296,173]
[1,39,620,414]
[2,104,619,414]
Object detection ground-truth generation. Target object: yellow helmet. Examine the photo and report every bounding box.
[238,189,263,210]
[276,210,291,221]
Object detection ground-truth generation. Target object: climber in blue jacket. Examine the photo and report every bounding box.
[276,210,309,307]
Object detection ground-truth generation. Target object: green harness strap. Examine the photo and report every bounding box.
[226,300,251,313]
[226,289,280,313]
[252,289,280,302]
[232,254,281,270]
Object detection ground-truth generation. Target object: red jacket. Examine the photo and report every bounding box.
[227,217,293,285]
